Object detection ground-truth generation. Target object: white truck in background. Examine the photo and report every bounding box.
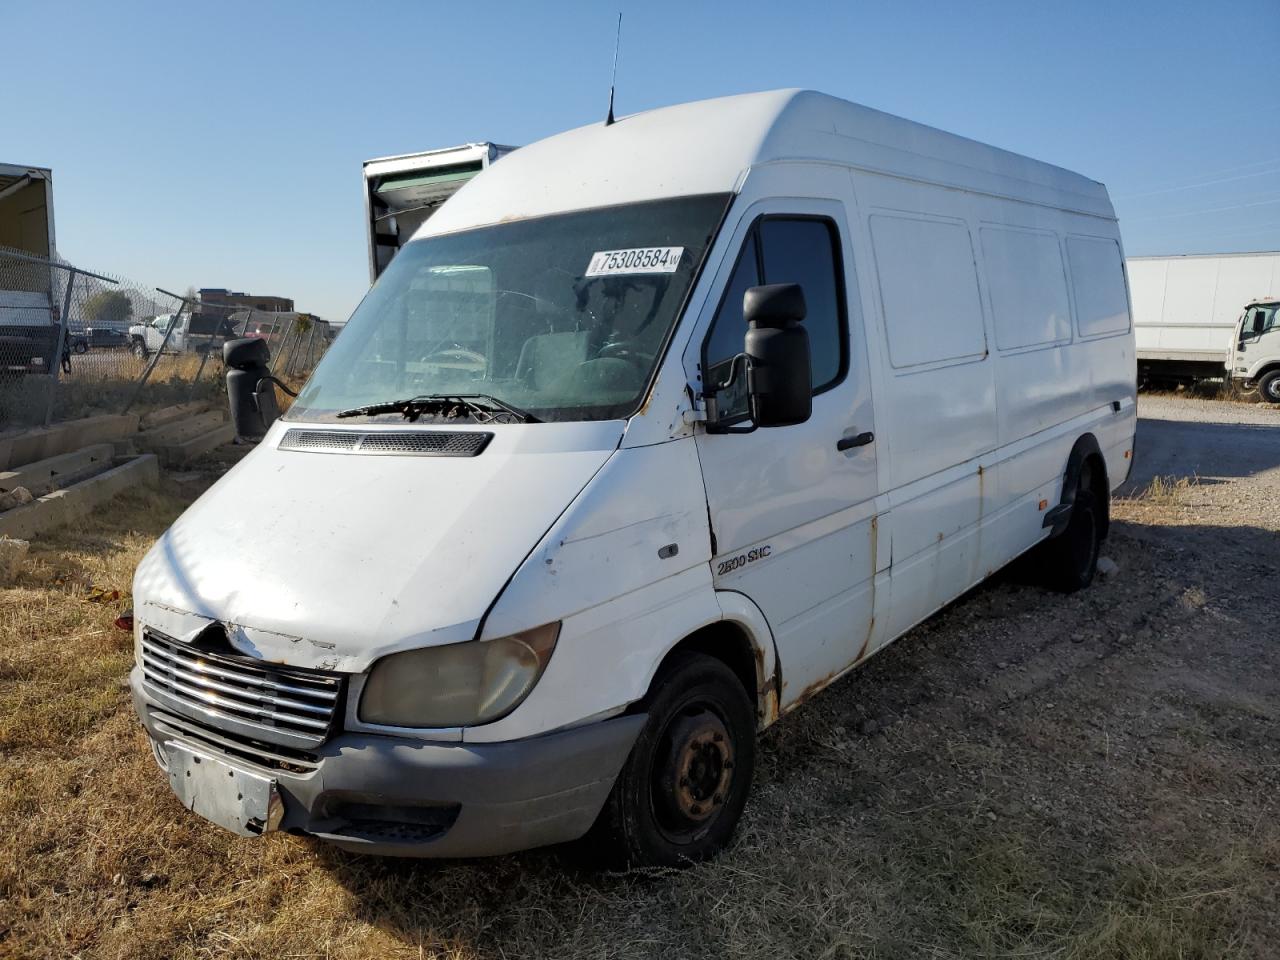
[0,162,59,373]
[1128,251,1280,398]
[363,142,516,282]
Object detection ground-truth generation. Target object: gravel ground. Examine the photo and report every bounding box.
[1138,393,1280,426]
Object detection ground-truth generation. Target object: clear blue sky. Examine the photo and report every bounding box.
[6,0,1278,321]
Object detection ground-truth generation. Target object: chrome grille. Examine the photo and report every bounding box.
[140,631,342,750]
[279,428,491,457]
[151,710,322,773]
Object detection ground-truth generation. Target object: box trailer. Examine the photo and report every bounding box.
[0,162,59,373]
[363,143,516,282]
[1128,251,1280,385]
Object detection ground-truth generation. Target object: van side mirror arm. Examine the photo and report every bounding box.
[702,352,759,434]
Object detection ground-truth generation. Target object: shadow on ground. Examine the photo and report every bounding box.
[312,519,1280,959]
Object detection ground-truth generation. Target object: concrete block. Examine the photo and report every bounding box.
[138,410,228,447]
[0,455,160,541]
[0,443,116,498]
[151,423,236,467]
[139,401,214,432]
[0,414,140,471]
[0,536,29,585]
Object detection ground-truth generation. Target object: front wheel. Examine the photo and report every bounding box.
[1257,370,1280,404]
[590,652,756,868]
[130,340,148,359]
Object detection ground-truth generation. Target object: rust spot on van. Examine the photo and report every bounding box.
[760,686,780,727]
[790,670,839,712]
[856,615,876,662]
[636,388,655,417]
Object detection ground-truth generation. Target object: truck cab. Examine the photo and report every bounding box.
[129,313,183,357]
[1227,300,1280,402]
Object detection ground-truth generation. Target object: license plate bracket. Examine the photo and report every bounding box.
[166,743,284,837]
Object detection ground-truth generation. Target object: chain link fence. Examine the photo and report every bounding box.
[0,243,331,431]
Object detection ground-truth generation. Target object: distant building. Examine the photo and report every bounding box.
[199,288,294,313]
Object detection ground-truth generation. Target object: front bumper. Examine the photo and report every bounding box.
[130,667,645,857]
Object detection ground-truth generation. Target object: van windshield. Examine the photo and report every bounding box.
[288,194,730,423]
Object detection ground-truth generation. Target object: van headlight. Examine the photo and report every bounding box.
[358,623,560,728]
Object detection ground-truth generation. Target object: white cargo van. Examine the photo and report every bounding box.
[130,90,1136,866]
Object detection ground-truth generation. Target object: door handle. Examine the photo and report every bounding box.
[837,431,875,452]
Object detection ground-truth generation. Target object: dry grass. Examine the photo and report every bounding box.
[0,354,223,429]
[1,477,1277,959]
[1138,474,1201,504]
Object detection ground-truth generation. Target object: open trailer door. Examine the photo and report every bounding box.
[362,142,516,283]
[0,163,59,373]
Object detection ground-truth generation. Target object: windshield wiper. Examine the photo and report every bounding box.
[336,393,539,424]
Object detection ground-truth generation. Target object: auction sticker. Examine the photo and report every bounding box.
[585,246,683,277]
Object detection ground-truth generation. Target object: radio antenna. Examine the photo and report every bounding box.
[605,12,622,126]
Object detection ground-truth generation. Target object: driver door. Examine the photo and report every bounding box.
[691,195,880,709]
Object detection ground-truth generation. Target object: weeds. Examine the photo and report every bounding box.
[1,471,1276,958]
[1140,474,1200,504]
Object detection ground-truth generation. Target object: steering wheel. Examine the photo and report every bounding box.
[422,346,486,365]
[597,339,653,370]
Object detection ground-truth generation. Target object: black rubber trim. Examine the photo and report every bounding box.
[1042,503,1073,529]
[1047,434,1108,538]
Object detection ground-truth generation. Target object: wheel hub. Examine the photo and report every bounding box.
[654,708,735,833]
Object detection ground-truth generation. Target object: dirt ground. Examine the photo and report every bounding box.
[1,396,1277,959]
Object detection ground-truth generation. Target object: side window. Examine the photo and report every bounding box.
[758,219,845,391]
[704,217,846,420]
[869,214,987,368]
[1247,304,1278,336]
[979,226,1071,351]
[704,232,760,382]
[1066,236,1130,337]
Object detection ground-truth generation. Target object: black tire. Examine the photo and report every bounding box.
[1257,370,1280,404]
[590,651,756,868]
[1043,489,1101,593]
[131,340,148,359]
[73,338,88,355]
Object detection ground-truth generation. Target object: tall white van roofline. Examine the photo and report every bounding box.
[1127,250,1280,261]
[422,89,1114,240]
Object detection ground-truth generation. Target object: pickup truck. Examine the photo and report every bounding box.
[128,312,231,358]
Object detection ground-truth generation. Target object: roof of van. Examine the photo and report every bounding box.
[422,89,1114,239]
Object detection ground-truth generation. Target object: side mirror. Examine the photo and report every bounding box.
[743,283,812,427]
[224,337,279,440]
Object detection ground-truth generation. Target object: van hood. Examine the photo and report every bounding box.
[133,420,622,672]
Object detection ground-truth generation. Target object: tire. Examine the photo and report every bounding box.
[590,651,756,868]
[1043,489,1101,593]
[73,339,88,354]
[131,340,148,359]
[1257,370,1280,404]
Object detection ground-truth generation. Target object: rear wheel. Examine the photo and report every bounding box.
[1257,370,1280,404]
[1043,489,1101,592]
[590,651,756,868]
